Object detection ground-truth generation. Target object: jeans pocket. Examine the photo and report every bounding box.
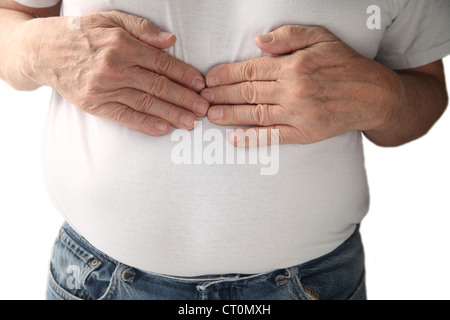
[282,267,319,301]
[47,226,118,300]
[292,277,320,301]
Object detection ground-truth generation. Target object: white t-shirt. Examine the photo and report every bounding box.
[17,0,450,276]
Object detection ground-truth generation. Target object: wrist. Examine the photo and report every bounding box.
[362,69,405,146]
[15,17,55,89]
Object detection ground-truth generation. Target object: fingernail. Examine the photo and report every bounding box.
[201,90,214,103]
[206,76,219,87]
[181,113,195,127]
[257,33,274,43]
[209,107,223,121]
[158,31,174,39]
[155,121,169,132]
[194,100,209,116]
[191,78,205,92]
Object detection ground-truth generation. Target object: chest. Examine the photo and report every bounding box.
[62,0,401,74]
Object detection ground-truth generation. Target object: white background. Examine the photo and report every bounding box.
[0,57,449,300]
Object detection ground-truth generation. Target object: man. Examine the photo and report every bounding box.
[0,0,448,300]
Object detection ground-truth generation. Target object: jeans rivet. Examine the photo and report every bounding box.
[122,268,136,283]
[90,259,99,267]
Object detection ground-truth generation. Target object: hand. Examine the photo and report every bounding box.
[202,25,401,146]
[30,10,209,135]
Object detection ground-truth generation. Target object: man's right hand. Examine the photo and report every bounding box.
[25,10,209,135]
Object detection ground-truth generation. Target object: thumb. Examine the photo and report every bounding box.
[255,25,337,55]
[105,10,176,49]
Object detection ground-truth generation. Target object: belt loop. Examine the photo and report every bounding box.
[286,266,298,279]
[196,280,220,292]
[276,266,298,287]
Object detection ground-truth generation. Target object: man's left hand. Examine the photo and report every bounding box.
[201,25,402,147]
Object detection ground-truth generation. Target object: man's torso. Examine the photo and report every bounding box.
[43,0,403,276]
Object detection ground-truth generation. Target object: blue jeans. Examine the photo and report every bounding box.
[46,222,366,300]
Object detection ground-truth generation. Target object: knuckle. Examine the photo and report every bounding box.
[252,104,271,126]
[314,26,335,39]
[134,115,154,132]
[97,47,119,74]
[280,25,295,38]
[242,60,257,81]
[112,107,142,128]
[151,75,170,97]
[111,106,129,123]
[240,82,257,104]
[135,93,156,112]
[293,54,307,69]
[84,77,100,97]
[289,54,309,73]
[137,17,152,32]
[167,108,183,124]
[154,50,173,74]
[288,80,312,100]
[175,88,190,107]
[155,103,181,125]
[282,54,309,78]
[223,65,235,83]
[78,99,96,114]
[309,26,337,44]
[289,87,304,100]
[108,30,124,46]
[177,65,190,83]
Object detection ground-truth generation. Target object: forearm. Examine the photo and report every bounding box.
[0,2,61,91]
[0,9,41,90]
[364,66,448,147]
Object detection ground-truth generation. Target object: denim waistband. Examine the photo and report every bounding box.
[59,222,364,300]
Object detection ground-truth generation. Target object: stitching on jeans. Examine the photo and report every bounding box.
[59,229,91,265]
[293,276,317,301]
[301,283,320,300]
[48,269,83,301]
[98,264,121,300]
[61,224,116,264]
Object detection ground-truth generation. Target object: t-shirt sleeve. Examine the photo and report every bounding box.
[375,0,450,70]
[14,0,60,8]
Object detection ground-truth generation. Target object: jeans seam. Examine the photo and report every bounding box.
[293,276,318,301]
[62,223,116,265]
[98,264,121,300]
[47,267,83,301]
[59,231,90,265]
[59,227,103,271]
[50,222,365,300]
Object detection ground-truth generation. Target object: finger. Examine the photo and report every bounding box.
[208,104,287,127]
[114,88,197,130]
[133,43,206,92]
[230,125,305,147]
[206,56,280,87]
[105,10,177,50]
[126,67,209,117]
[255,25,338,55]
[228,126,284,147]
[201,81,281,105]
[95,102,170,136]
[107,10,206,92]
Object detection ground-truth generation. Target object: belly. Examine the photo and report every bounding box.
[43,0,374,276]
[42,96,369,276]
